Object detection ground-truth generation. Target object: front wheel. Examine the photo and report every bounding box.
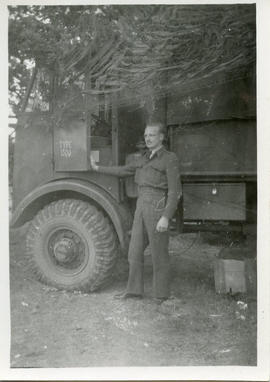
[25,199,118,291]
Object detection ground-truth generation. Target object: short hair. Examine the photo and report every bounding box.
[145,122,166,136]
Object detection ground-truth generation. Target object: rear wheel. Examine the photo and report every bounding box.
[25,199,118,291]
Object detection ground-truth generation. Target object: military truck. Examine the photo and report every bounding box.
[10,74,256,292]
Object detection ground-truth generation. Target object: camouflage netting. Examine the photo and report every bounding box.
[57,4,256,108]
[11,4,255,123]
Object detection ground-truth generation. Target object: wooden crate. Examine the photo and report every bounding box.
[214,259,246,294]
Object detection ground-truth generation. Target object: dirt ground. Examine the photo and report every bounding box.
[9,226,257,368]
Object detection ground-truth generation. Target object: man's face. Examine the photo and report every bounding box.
[144,125,164,151]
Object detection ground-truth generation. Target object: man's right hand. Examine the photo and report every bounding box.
[90,154,99,171]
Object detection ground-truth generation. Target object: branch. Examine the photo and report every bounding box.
[20,65,38,112]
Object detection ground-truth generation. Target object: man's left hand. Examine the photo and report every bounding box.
[156,216,169,232]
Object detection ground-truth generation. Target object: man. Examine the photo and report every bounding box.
[91,122,182,303]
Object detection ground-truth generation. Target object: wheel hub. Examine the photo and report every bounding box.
[48,229,86,270]
[53,238,76,263]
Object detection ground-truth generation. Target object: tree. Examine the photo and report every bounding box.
[9,4,256,114]
[8,5,102,111]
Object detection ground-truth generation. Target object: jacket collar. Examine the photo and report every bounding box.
[155,146,165,157]
[147,145,164,159]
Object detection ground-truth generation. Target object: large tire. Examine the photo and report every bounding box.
[25,199,118,291]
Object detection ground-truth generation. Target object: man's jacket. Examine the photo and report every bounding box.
[97,146,182,220]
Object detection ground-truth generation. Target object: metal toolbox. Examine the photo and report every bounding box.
[183,183,246,220]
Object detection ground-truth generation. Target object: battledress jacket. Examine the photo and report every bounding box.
[97,146,182,220]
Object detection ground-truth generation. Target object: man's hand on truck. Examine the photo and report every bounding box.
[90,154,99,171]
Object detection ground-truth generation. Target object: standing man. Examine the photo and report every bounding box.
[91,122,181,303]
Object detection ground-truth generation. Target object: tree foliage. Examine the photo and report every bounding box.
[9,4,256,113]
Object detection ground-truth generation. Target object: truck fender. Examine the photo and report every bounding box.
[10,179,131,251]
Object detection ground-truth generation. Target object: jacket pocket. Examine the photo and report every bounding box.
[155,196,166,211]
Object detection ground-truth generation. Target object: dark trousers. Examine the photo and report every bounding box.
[126,190,170,298]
